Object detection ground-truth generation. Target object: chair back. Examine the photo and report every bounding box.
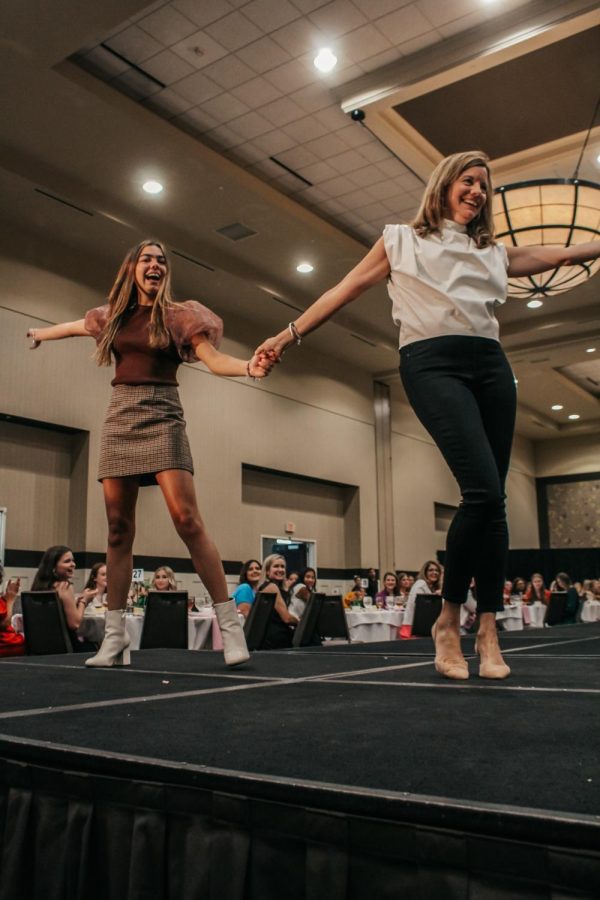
[546,592,568,627]
[244,592,276,650]
[139,591,188,650]
[412,593,443,636]
[292,593,323,647]
[293,595,349,647]
[21,591,73,655]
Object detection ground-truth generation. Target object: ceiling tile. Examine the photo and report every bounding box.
[169,69,223,103]
[397,29,441,56]
[275,145,319,169]
[228,141,267,164]
[175,106,220,134]
[142,49,195,85]
[336,189,370,211]
[318,174,356,198]
[105,25,164,64]
[352,0,413,16]
[319,61,364,88]
[289,83,331,114]
[302,132,349,159]
[327,148,369,174]
[436,8,489,39]
[313,105,349,131]
[137,5,198,45]
[171,30,229,69]
[252,128,297,155]
[282,115,329,143]
[374,5,432,45]
[359,46,402,74]
[243,0,301,33]
[308,0,367,38]
[335,123,373,149]
[143,87,195,117]
[297,159,339,183]
[228,110,274,139]
[204,122,246,149]
[231,76,283,108]
[353,201,391,221]
[81,45,130,79]
[236,35,292,73]
[346,166,387,188]
[290,0,333,12]
[172,0,234,30]
[417,0,481,29]
[260,96,307,127]
[205,10,264,51]
[113,68,162,100]
[270,17,328,57]
[367,180,400,201]
[358,141,392,163]
[201,55,257,88]
[377,157,409,178]
[263,57,317,93]
[340,23,392,65]
[200,91,251,121]
[128,1,167,23]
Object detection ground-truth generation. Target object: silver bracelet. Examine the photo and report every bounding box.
[288,322,302,345]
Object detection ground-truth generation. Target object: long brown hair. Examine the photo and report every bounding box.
[96,239,175,366]
[411,150,496,248]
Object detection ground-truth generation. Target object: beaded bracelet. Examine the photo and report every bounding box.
[246,360,259,382]
[288,321,302,345]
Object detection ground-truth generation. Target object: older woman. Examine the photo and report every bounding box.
[256,150,600,680]
[28,240,273,668]
[256,554,299,649]
[401,560,443,639]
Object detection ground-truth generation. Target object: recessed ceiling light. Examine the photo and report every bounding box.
[551,404,563,410]
[527,299,543,308]
[296,262,314,273]
[568,414,580,420]
[586,347,596,353]
[142,180,163,194]
[314,48,337,73]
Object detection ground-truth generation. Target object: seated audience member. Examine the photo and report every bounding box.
[511,576,527,599]
[82,562,107,608]
[231,559,262,619]
[461,581,478,634]
[284,571,300,593]
[400,559,442,639]
[0,566,25,658]
[551,571,580,624]
[524,573,550,605]
[151,566,177,591]
[343,577,365,608]
[376,572,399,609]
[256,555,299,649]
[592,580,600,601]
[366,567,379,600]
[31,546,96,651]
[289,567,317,620]
[396,572,412,604]
[502,580,513,605]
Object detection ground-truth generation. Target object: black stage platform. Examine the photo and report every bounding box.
[1,623,599,899]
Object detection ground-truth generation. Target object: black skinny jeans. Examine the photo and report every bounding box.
[400,335,517,613]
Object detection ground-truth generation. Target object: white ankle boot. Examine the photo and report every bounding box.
[85,609,131,667]
[214,599,250,666]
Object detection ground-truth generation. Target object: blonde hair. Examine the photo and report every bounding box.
[262,554,286,581]
[411,151,496,249]
[152,566,177,591]
[418,559,442,585]
[96,239,175,366]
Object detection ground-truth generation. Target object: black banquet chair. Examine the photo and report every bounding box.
[21,590,74,655]
[243,592,276,651]
[412,594,443,637]
[139,591,189,650]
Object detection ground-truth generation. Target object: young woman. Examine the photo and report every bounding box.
[151,566,177,591]
[524,573,551,605]
[396,572,412,603]
[83,562,108,607]
[288,566,317,620]
[231,559,262,619]
[28,240,273,668]
[375,571,399,609]
[256,554,299,649]
[256,150,600,680]
[31,546,96,651]
[0,566,24,658]
[400,560,443,639]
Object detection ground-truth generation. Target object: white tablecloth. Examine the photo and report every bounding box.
[527,601,546,628]
[581,599,600,623]
[495,603,524,631]
[124,610,217,650]
[345,609,405,643]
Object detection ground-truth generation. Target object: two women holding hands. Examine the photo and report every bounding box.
[255,150,600,680]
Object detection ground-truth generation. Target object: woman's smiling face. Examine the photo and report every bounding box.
[444,165,489,225]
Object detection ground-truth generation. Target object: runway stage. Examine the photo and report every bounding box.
[1,623,599,899]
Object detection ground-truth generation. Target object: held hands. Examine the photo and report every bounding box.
[247,351,277,379]
[27,328,41,349]
[255,332,294,362]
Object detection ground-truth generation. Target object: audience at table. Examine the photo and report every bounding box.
[83,562,107,608]
[256,554,299,649]
[396,572,412,603]
[511,576,527,599]
[0,565,25,658]
[343,581,365,608]
[232,559,262,619]
[375,572,399,609]
[524,573,551,605]
[31,545,96,651]
[288,567,317,620]
[366,568,379,601]
[400,560,443,639]
[550,571,580,624]
[151,566,177,591]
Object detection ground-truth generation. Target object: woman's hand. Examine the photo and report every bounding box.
[77,588,97,607]
[255,332,294,361]
[3,578,20,603]
[248,352,276,379]
[27,328,41,349]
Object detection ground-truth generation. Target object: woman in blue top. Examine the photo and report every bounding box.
[256,150,600,682]
[232,559,262,619]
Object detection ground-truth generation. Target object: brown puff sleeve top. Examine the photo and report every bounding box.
[84,300,223,387]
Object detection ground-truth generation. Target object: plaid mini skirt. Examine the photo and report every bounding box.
[98,384,193,486]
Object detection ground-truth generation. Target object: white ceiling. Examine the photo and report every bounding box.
[1,0,599,440]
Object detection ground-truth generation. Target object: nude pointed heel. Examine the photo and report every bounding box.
[432,622,469,680]
[475,641,511,679]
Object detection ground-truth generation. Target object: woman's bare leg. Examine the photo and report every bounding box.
[155,469,228,604]
[103,476,139,611]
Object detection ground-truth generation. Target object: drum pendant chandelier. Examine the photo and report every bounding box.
[493,178,600,299]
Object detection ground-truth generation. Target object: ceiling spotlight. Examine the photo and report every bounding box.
[527,299,543,308]
[568,414,580,420]
[551,404,563,410]
[314,48,337,73]
[586,347,596,353]
[142,180,163,194]
[296,262,314,273]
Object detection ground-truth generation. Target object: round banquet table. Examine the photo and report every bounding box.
[581,599,600,622]
[345,608,405,643]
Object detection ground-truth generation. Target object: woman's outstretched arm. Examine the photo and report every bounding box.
[27,319,93,348]
[506,240,600,277]
[255,237,390,359]
[191,334,274,378]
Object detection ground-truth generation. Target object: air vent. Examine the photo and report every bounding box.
[171,249,214,272]
[351,333,377,348]
[34,188,93,217]
[271,296,302,312]
[216,223,257,242]
[270,157,312,187]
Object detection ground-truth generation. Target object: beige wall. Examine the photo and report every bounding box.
[535,433,600,477]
